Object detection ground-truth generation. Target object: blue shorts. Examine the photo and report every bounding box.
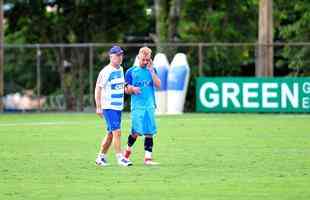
[102,109,122,133]
[131,108,157,136]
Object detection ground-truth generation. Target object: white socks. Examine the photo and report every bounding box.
[98,153,105,158]
[145,151,152,159]
[116,153,123,160]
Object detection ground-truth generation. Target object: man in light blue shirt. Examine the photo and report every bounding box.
[124,47,161,165]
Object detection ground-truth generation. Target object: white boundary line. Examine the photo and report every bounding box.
[0,121,99,127]
[0,114,307,127]
[0,118,203,127]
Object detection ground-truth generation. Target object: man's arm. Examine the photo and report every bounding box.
[147,59,161,89]
[150,70,161,89]
[95,85,102,117]
[125,67,141,95]
[125,84,141,94]
[95,69,109,117]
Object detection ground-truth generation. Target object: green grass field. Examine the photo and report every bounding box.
[0,113,310,200]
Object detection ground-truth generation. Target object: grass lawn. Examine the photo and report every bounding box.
[0,113,309,200]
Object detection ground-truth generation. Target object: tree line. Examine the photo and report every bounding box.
[3,0,310,111]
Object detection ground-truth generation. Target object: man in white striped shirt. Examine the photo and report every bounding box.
[95,45,132,167]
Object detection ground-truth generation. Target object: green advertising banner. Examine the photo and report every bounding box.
[196,77,310,113]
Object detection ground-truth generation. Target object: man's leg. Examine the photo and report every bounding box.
[96,109,113,166]
[113,129,132,166]
[144,135,153,161]
[100,133,113,154]
[96,133,113,166]
[124,109,142,160]
[144,109,158,165]
[112,129,122,159]
[144,135,159,165]
[124,133,139,159]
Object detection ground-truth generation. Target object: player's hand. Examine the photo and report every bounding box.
[132,86,141,94]
[147,59,155,73]
[96,107,102,117]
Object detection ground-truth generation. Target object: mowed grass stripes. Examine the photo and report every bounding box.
[0,113,309,200]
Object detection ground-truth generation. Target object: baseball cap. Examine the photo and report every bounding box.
[109,45,124,55]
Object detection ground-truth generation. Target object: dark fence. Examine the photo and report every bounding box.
[2,42,310,112]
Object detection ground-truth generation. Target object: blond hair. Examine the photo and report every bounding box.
[138,46,152,57]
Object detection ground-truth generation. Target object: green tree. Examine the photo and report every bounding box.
[274,0,310,75]
[153,0,183,58]
[180,0,258,75]
[5,0,149,110]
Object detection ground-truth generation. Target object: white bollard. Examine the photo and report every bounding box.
[133,55,139,66]
[153,53,169,115]
[167,53,190,114]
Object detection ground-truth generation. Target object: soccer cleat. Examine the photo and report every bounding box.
[118,157,133,167]
[144,158,159,166]
[95,156,109,167]
[124,149,132,159]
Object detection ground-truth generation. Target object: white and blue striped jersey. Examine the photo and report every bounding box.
[96,64,125,111]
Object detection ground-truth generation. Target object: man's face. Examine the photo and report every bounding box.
[139,54,151,68]
[110,53,123,67]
